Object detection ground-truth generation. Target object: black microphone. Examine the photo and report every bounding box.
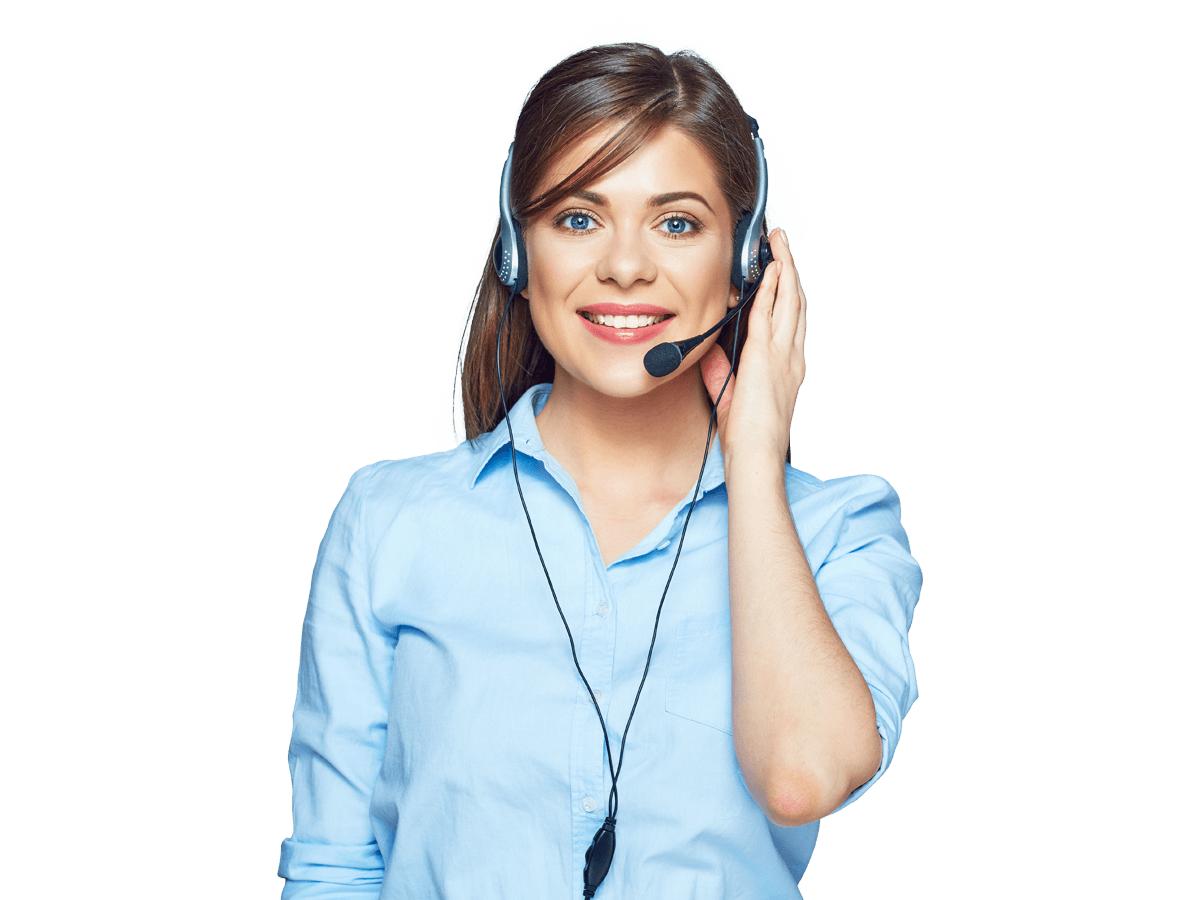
[642,272,769,377]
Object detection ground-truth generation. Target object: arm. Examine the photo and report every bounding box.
[700,229,919,827]
[280,465,396,899]
[724,453,882,826]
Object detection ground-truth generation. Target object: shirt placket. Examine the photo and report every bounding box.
[567,532,618,888]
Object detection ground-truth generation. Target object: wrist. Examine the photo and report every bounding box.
[723,442,787,485]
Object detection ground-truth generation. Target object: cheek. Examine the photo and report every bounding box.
[526,237,584,302]
[524,277,582,361]
[526,297,558,351]
[666,253,733,308]
[527,270,558,308]
[525,239,602,343]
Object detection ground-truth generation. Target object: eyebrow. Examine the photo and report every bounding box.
[569,189,715,214]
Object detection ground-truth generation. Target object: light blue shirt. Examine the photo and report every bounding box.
[280,382,921,899]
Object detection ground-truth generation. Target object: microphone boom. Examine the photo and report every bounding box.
[642,276,765,377]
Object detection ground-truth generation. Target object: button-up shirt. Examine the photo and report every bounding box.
[279,382,922,899]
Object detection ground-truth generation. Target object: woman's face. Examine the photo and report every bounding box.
[522,126,739,400]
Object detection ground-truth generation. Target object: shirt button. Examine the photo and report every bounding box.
[581,796,597,813]
[593,690,604,704]
[595,601,610,616]
[656,540,670,550]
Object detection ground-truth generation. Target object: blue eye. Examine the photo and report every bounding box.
[662,217,694,234]
[565,213,595,231]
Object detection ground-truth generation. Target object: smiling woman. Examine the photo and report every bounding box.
[280,43,922,900]
[522,126,738,402]
[458,45,762,441]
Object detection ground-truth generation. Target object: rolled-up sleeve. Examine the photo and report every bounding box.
[280,464,396,898]
[795,473,921,813]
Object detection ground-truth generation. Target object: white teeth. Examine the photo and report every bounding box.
[582,311,669,328]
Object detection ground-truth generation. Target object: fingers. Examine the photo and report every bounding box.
[699,343,735,412]
[795,275,807,353]
[766,228,803,349]
[748,252,780,340]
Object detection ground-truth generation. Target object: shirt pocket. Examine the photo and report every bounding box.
[663,613,734,736]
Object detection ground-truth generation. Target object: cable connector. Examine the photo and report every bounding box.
[582,816,617,898]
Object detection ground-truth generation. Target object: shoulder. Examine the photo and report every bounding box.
[782,467,916,583]
[783,467,904,525]
[334,439,495,546]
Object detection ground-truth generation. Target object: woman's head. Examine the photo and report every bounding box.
[460,43,763,441]
[509,44,759,239]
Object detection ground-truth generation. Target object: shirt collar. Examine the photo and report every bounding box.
[468,382,553,489]
[469,381,728,498]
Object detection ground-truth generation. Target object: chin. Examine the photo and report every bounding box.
[564,358,694,401]
[577,371,656,399]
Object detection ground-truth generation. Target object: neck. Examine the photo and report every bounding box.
[534,364,718,490]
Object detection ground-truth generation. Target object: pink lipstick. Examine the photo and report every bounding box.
[576,303,675,346]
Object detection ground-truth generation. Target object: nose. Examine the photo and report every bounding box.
[594,226,657,289]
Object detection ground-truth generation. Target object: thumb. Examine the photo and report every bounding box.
[700,343,735,424]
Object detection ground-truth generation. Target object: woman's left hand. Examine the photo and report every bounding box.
[700,227,807,467]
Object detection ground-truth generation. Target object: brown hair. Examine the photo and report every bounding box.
[458,43,764,442]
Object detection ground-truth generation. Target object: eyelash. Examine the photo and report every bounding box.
[550,209,704,239]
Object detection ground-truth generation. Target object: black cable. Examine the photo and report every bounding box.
[495,284,747,898]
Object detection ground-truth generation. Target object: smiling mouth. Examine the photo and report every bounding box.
[579,311,674,329]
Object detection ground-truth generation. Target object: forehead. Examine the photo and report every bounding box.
[536,126,728,214]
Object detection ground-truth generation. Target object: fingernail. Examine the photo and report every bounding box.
[781,229,790,247]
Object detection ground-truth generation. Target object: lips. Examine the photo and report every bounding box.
[578,303,673,317]
[576,308,674,346]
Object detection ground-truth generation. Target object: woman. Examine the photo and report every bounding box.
[280,43,921,899]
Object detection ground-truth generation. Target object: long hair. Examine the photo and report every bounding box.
[458,43,764,442]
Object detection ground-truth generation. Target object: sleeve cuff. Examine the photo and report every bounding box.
[831,682,899,814]
[279,838,384,898]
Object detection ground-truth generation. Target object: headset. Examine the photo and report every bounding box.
[490,117,770,899]
[493,116,772,378]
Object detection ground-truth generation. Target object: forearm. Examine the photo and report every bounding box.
[725,448,881,827]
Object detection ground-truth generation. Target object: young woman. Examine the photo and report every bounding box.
[280,43,921,899]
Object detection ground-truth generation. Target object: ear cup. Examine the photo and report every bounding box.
[731,213,751,290]
[512,220,527,294]
[493,219,528,293]
[492,143,529,293]
[732,215,773,291]
[732,116,770,291]
[755,234,773,281]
